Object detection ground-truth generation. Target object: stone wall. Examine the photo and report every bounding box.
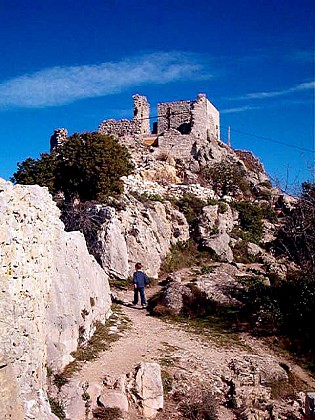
[50,128,68,151]
[133,94,150,135]
[0,179,111,419]
[98,118,137,138]
[153,131,198,160]
[191,94,220,140]
[156,94,220,140]
[157,100,192,134]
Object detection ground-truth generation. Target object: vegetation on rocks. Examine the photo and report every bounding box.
[172,192,206,232]
[202,161,250,196]
[231,201,263,244]
[11,132,134,203]
[159,240,211,275]
[276,182,315,273]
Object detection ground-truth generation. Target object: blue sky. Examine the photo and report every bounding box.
[0,0,314,189]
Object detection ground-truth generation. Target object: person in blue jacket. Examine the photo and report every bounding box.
[132,262,149,307]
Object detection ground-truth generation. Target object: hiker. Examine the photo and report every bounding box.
[132,263,149,307]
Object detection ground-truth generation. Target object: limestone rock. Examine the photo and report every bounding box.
[94,195,189,279]
[99,390,129,412]
[196,264,244,306]
[135,362,164,419]
[202,232,234,262]
[0,179,111,419]
[159,278,194,315]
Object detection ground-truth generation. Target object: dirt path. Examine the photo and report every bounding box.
[62,286,315,419]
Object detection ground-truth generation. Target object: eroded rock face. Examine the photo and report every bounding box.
[0,179,111,419]
[94,195,190,279]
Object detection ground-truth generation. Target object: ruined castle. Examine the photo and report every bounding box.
[50,94,220,159]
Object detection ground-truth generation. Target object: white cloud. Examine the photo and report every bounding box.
[234,81,315,100]
[221,105,260,114]
[0,52,211,109]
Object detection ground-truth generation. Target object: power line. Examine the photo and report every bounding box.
[133,110,315,154]
[220,125,314,154]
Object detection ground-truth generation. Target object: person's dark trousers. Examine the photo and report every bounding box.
[133,287,146,305]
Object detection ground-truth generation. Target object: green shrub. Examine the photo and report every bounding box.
[203,161,250,196]
[260,202,278,223]
[11,153,58,194]
[160,240,211,274]
[232,201,263,244]
[259,180,273,189]
[218,201,228,214]
[11,132,134,203]
[232,240,257,263]
[276,182,315,273]
[161,370,173,394]
[174,193,206,232]
[207,198,219,205]
[53,373,69,391]
[92,407,122,419]
[179,391,219,420]
[48,397,66,419]
[255,188,272,201]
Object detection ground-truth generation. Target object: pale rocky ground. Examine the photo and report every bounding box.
[61,283,315,420]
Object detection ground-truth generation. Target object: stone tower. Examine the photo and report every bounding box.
[132,94,150,135]
[50,128,68,152]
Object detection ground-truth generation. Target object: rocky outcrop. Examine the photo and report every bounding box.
[135,362,164,418]
[0,179,111,420]
[94,195,190,279]
[61,362,163,419]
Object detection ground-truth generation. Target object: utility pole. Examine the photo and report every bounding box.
[228,126,231,148]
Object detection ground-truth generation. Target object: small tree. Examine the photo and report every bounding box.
[11,153,58,194]
[11,132,134,203]
[276,182,315,273]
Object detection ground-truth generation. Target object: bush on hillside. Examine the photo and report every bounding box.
[232,201,263,244]
[202,161,250,196]
[11,132,134,203]
[11,153,58,194]
[276,182,315,273]
[240,273,315,368]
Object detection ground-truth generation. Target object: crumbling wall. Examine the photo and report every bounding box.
[133,94,150,135]
[157,100,192,134]
[50,128,68,152]
[98,118,137,138]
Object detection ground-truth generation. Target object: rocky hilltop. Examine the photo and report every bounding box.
[2,93,314,419]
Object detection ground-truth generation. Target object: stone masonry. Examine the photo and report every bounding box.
[97,93,220,160]
[50,128,68,152]
[49,94,220,161]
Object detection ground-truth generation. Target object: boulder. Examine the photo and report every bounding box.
[202,232,234,262]
[196,264,244,306]
[159,278,194,315]
[135,362,164,419]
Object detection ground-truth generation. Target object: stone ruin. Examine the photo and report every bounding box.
[98,93,220,159]
[50,94,220,160]
[50,128,68,151]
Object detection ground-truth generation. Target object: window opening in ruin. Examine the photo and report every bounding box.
[177,122,191,135]
[166,107,171,130]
